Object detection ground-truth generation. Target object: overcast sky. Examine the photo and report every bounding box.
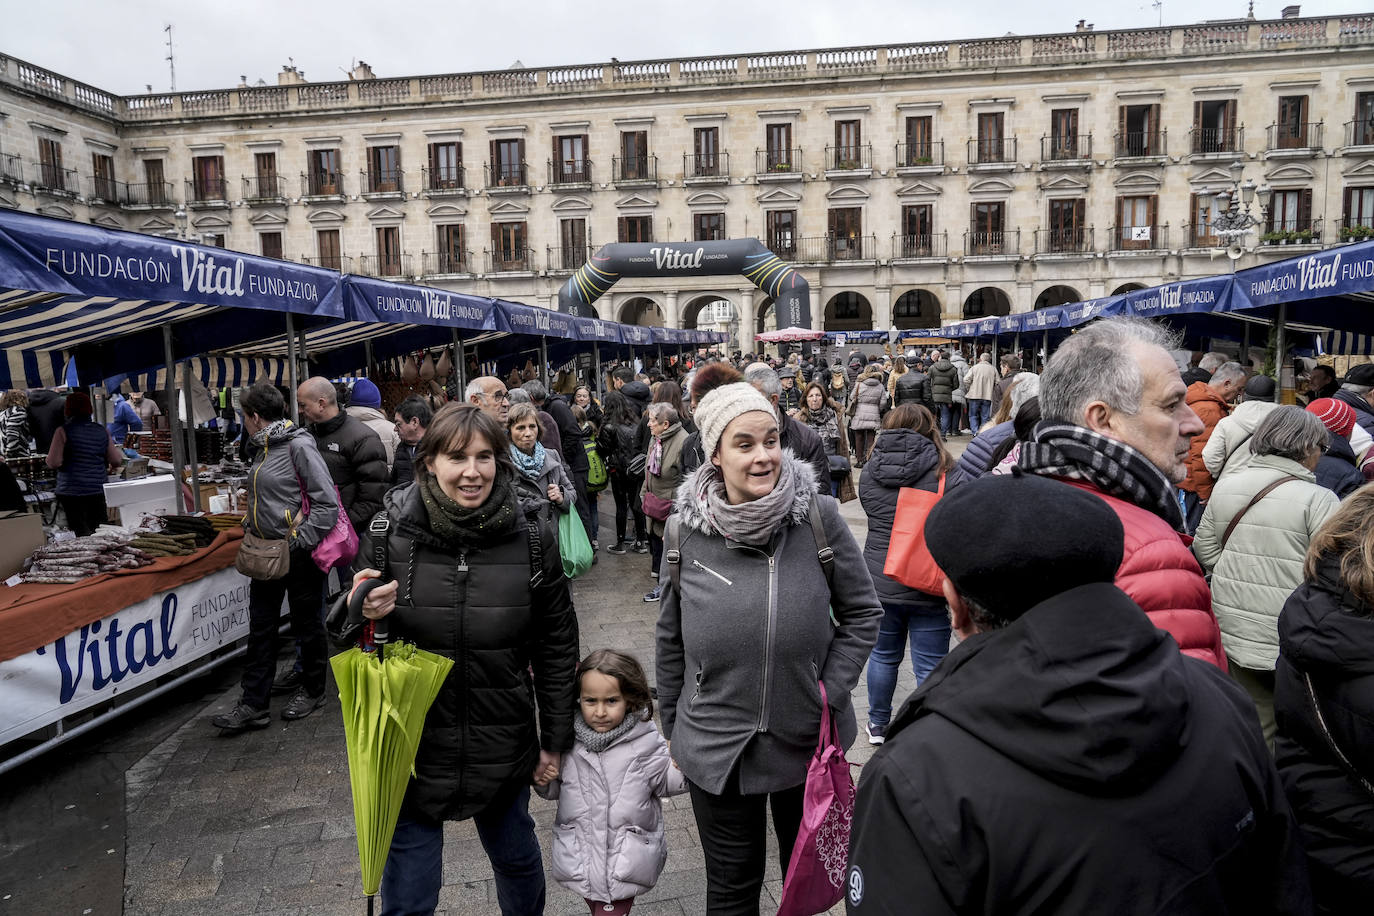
[7,1,1372,95]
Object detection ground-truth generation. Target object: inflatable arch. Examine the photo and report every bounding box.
[556,240,813,327]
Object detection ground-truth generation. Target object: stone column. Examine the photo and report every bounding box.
[664,291,680,329]
[872,285,893,333]
[739,288,755,356]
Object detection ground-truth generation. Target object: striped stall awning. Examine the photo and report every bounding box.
[1322,330,1374,356]
[120,356,292,392]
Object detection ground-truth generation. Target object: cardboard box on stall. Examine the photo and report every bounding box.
[0,511,46,579]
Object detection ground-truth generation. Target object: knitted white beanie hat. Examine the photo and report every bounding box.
[695,382,777,460]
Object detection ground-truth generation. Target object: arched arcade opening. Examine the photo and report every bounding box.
[824,291,872,331]
[892,289,942,329]
[962,287,1011,318]
[1034,285,1082,310]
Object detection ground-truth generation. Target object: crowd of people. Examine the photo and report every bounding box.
[160,322,1374,916]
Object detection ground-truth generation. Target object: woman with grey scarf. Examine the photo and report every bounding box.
[655,382,881,915]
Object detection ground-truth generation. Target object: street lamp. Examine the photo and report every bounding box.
[172,206,187,240]
[1201,161,1271,240]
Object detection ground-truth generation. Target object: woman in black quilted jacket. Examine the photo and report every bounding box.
[354,403,579,916]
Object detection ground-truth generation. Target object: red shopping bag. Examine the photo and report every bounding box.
[777,682,856,916]
[882,475,947,596]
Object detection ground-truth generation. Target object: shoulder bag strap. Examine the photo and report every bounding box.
[1304,670,1374,799]
[807,498,836,594]
[1220,475,1300,550]
[367,510,390,578]
[665,514,682,591]
[526,518,544,589]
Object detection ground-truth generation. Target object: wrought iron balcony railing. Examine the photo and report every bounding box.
[1114,129,1167,158]
[549,158,593,185]
[363,168,404,195]
[0,153,20,184]
[825,144,872,171]
[1041,133,1092,162]
[359,254,412,278]
[968,137,1016,164]
[1034,227,1094,253]
[1260,219,1322,245]
[795,234,877,262]
[1339,217,1374,241]
[547,245,594,271]
[421,251,473,275]
[1267,122,1323,150]
[1107,224,1169,251]
[302,171,345,197]
[756,148,802,175]
[684,152,729,179]
[964,229,1021,256]
[87,174,121,203]
[486,162,529,188]
[34,162,78,193]
[1189,126,1244,155]
[485,247,535,272]
[895,141,944,168]
[893,233,948,259]
[186,177,227,203]
[1345,119,1374,147]
[300,254,352,272]
[242,174,286,201]
[612,155,657,183]
[121,180,175,207]
[421,165,465,193]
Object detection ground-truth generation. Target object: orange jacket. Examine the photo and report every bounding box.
[1181,382,1230,499]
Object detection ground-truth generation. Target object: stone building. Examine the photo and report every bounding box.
[2,9,1373,356]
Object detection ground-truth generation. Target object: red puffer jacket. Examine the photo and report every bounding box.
[1061,479,1227,671]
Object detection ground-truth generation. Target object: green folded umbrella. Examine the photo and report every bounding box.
[332,640,453,914]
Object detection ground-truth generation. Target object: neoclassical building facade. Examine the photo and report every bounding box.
[2,10,1374,355]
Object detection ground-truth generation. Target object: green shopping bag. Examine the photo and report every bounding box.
[558,508,594,579]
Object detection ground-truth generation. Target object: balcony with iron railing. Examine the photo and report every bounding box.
[33,162,78,195]
[486,161,529,190]
[1344,119,1374,148]
[1266,122,1323,152]
[3,18,1373,124]
[1259,219,1322,246]
[892,232,949,260]
[242,174,287,204]
[1040,134,1092,164]
[485,247,535,273]
[421,250,474,276]
[1114,129,1168,159]
[421,165,465,195]
[1034,227,1094,255]
[358,253,412,278]
[825,144,873,174]
[1106,224,1170,252]
[1189,126,1244,157]
[362,168,404,197]
[86,174,121,204]
[547,245,594,272]
[0,153,20,185]
[968,137,1016,167]
[1184,223,1222,248]
[766,237,798,260]
[684,152,730,184]
[795,234,877,263]
[756,148,802,178]
[548,159,593,187]
[612,155,657,186]
[964,229,1021,257]
[895,141,944,170]
[186,177,228,206]
[300,254,352,272]
[301,171,345,199]
[121,180,175,208]
[1339,217,1374,242]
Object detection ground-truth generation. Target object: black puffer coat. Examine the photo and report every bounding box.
[858,428,951,605]
[1274,555,1374,912]
[359,480,579,822]
[310,411,389,532]
[927,359,960,405]
[893,370,931,406]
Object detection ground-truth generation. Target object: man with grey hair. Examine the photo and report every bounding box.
[743,362,830,494]
[1017,318,1226,670]
[465,375,511,424]
[1181,350,1230,387]
[1332,362,1374,438]
[1180,360,1247,530]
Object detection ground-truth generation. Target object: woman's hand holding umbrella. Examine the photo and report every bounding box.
[352,568,399,619]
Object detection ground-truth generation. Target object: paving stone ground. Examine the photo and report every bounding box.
[39,439,971,916]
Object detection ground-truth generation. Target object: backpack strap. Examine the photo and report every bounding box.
[665,514,682,591]
[807,497,836,594]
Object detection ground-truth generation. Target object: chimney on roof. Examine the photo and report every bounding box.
[1282,5,1301,18]
[277,64,307,86]
[349,60,376,81]
[1075,19,1094,32]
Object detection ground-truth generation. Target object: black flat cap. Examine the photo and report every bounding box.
[923,472,1125,620]
[1346,363,1374,387]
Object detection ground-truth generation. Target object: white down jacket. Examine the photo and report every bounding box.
[1193,453,1339,670]
[544,718,687,903]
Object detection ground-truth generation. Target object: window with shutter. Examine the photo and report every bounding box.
[1048,199,1085,251]
[765,124,792,170]
[693,128,719,176]
[559,219,587,268]
[900,205,933,256]
[1344,186,1374,230]
[766,210,796,257]
[970,202,1005,253]
[1277,96,1309,148]
[437,225,465,272]
[91,153,116,200]
[977,113,1004,163]
[828,208,862,259]
[1050,110,1079,159]
[308,150,339,195]
[693,213,724,241]
[1355,93,1374,146]
[904,116,933,165]
[260,232,283,260]
[834,120,861,168]
[317,229,341,271]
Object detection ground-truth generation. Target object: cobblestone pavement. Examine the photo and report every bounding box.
[8,454,956,915]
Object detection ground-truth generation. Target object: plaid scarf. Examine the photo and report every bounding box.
[1018,422,1186,532]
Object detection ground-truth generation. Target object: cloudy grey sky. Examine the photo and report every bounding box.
[7,1,1371,94]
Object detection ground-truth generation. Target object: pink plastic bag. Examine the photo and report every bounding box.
[776,681,856,916]
[300,484,358,572]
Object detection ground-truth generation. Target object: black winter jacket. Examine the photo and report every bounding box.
[390,441,419,489]
[309,411,389,532]
[778,384,802,415]
[893,370,931,406]
[1274,556,1374,912]
[545,395,589,473]
[596,420,640,475]
[858,429,951,605]
[847,582,1312,916]
[1314,433,1364,500]
[927,359,960,405]
[620,380,652,419]
[359,481,578,823]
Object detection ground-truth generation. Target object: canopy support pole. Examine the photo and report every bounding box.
[593,344,602,398]
[539,337,549,388]
[657,343,664,371]
[1274,303,1287,404]
[1042,330,1050,372]
[297,326,309,380]
[1241,322,1252,370]
[1014,332,1021,362]
[286,314,299,425]
[162,325,187,515]
[452,329,465,403]
[364,339,375,379]
[182,360,202,512]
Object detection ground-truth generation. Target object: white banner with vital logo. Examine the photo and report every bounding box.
[0,568,252,746]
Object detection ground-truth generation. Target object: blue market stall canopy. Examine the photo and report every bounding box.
[346,275,502,332]
[0,209,343,387]
[495,300,579,340]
